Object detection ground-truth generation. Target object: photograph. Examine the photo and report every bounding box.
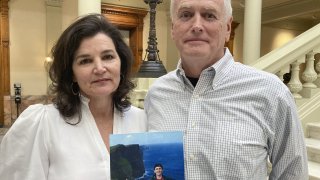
[110,131,185,180]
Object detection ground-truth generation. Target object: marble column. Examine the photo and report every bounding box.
[243,0,262,64]
[61,0,78,30]
[62,0,101,30]
[78,0,101,16]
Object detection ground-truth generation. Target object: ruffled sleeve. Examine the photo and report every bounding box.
[0,104,49,180]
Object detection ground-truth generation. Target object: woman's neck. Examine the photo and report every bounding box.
[89,96,113,118]
[88,96,114,152]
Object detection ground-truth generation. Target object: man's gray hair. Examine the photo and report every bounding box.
[170,0,233,21]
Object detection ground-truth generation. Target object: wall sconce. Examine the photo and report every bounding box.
[44,57,53,72]
[13,83,21,117]
[44,57,53,94]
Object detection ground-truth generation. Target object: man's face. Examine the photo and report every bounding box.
[171,0,232,65]
[154,166,163,176]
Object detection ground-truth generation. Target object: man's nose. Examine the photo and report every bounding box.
[191,14,203,33]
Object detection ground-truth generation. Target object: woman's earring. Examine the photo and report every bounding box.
[71,82,79,96]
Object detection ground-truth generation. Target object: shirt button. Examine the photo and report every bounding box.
[190,154,195,160]
[192,122,196,127]
[193,94,200,99]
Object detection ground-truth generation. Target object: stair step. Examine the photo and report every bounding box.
[305,138,320,164]
[307,122,320,140]
[309,161,320,180]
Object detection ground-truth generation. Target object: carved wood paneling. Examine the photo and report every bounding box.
[0,0,9,127]
[101,3,148,73]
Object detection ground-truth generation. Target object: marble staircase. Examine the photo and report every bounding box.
[306,122,320,180]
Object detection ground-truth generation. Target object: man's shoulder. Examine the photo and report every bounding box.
[158,70,179,81]
[233,62,283,84]
[228,62,291,96]
[150,70,180,88]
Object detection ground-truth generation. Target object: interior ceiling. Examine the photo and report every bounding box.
[231,0,320,30]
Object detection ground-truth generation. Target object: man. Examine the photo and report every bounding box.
[151,163,173,180]
[144,0,308,179]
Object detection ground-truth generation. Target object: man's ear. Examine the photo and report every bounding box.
[225,16,233,42]
[171,22,175,41]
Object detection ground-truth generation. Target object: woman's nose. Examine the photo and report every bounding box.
[93,59,106,74]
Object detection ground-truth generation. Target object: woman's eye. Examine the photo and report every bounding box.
[103,54,114,60]
[79,58,91,65]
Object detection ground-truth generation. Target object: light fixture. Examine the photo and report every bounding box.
[136,0,167,78]
[44,56,53,94]
[44,57,53,72]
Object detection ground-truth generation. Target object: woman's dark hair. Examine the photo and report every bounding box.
[49,13,134,123]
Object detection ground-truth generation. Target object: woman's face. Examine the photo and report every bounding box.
[72,32,121,100]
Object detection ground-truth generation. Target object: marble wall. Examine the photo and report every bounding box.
[3,95,52,127]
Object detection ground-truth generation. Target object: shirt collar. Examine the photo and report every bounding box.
[176,48,234,88]
[211,48,234,88]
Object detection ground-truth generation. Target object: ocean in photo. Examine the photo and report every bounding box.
[136,142,185,180]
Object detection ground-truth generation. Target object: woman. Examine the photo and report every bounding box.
[0,14,146,180]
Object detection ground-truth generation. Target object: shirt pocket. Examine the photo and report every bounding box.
[198,118,268,178]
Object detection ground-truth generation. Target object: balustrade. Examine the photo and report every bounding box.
[315,52,320,87]
[287,60,303,99]
[302,51,318,88]
[278,50,320,100]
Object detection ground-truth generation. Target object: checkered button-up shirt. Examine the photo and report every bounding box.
[144,49,308,180]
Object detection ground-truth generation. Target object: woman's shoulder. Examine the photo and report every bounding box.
[123,105,145,120]
[0,104,54,179]
[7,104,58,134]
[124,106,146,121]
[126,105,144,113]
[114,105,147,133]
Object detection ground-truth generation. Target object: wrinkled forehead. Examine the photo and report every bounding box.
[172,0,224,15]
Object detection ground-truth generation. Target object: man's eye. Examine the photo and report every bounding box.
[204,13,216,20]
[179,11,193,20]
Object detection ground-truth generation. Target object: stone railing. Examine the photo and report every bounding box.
[250,22,320,101]
[130,78,156,109]
[251,22,320,130]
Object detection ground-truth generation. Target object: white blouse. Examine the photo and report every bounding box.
[0,97,147,180]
